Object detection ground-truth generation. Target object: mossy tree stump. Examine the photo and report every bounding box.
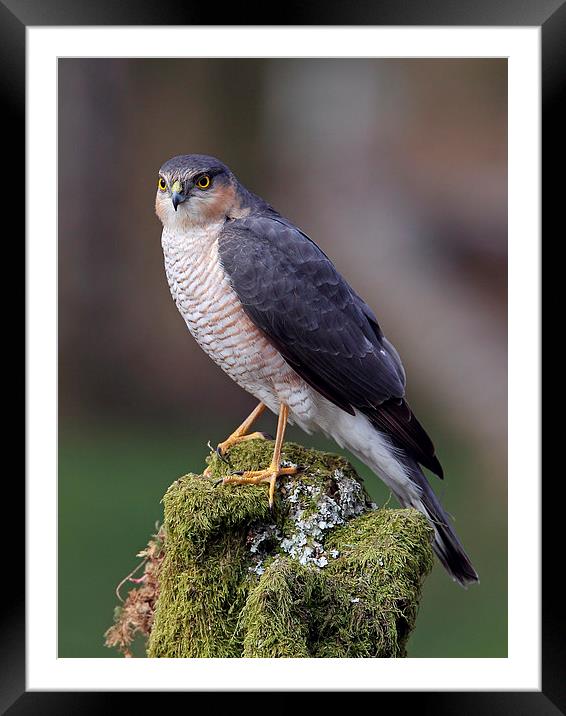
[107,440,434,658]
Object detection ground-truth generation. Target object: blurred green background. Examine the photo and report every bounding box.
[58,58,507,658]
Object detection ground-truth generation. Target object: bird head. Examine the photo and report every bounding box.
[155,154,250,228]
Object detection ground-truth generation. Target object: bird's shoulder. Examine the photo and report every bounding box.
[219,211,326,266]
[218,212,378,338]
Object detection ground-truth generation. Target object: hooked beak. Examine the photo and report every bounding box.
[170,180,186,211]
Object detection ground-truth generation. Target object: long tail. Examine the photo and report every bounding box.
[399,458,479,587]
[326,408,478,586]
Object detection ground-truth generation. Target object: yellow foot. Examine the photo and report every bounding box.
[221,465,298,508]
[203,432,269,477]
[217,431,269,457]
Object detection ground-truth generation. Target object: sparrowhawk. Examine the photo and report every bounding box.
[155,153,478,587]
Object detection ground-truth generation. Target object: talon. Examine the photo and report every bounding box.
[268,474,277,509]
[210,404,297,510]
[220,464,298,506]
[215,448,232,467]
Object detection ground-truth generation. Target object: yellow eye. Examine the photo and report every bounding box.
[196,175,211,190]
[158,177,167,192]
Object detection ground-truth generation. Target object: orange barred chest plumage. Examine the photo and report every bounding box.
[161,226,313,417]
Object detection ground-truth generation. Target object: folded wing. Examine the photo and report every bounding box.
[218,215,443,478]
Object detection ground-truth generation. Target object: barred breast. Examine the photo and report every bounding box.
[161,224,315,422]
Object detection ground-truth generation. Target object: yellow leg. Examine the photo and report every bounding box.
[203,402,267,477]
[221,403,298,507]
[215,402,267,456]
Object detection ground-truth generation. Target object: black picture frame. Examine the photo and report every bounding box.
[10,0,555,711]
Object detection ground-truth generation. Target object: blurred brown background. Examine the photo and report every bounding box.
[58,58,507,658]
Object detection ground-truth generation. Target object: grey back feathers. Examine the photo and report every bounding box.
[218,213,443,478]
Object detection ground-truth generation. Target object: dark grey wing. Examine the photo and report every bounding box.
[219,215,443,478]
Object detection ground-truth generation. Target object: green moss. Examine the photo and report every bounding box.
[147,473,269,658]
[241,559,315,658]
[316,509,434,657]
[147,440,434,658]
[239,509,433,658]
